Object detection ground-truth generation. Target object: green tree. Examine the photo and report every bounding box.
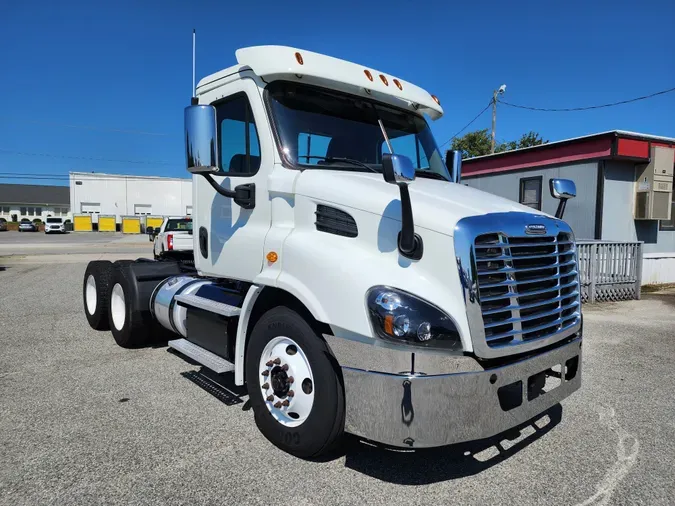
[449,129,548,159]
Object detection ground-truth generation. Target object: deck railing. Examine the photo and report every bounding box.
[576,241,643,303]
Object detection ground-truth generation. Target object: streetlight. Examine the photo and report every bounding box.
[491,84,507,154]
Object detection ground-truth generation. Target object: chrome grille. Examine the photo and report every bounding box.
[474,232,580,348]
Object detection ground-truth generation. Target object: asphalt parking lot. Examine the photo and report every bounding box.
[1,255,674,505]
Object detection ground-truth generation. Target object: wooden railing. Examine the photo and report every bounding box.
[576,241,643,303]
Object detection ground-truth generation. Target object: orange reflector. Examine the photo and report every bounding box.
[383,314,394,335]
[393,79,403,90]
[379,74,389,86]
[266,251,278,263]
[295,52,304,65]
[432,94,441,105]
[364,69,373,81]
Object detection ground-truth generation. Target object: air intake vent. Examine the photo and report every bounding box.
[315,205,357,238]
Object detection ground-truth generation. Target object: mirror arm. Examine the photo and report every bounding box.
[555,199,567,219]
[202,174,256,210]
[397,184,423,260]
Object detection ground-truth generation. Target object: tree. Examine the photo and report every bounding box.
[449,129,548,159]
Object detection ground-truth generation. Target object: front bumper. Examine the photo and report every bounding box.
[342,338,581,448]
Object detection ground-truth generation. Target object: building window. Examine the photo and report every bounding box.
[519,176,543,210]
[659,193,675,231]
[81,202,101,214]
[35,207,42,216]
[20,207,27,215]
[134,204,152,215]
[0,206,9,215]
[214,93,261,175]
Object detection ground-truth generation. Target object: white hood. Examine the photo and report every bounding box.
[294,170,545,235]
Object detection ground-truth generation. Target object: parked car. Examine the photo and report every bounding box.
[45,217,66,234]
[18,220,37,232]
[149,217,193,260]
[0,218,7,231]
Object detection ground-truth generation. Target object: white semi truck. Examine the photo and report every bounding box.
[82,46,582,458]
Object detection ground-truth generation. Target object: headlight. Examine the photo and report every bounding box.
[366,286,462,351]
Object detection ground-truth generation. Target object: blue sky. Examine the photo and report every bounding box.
[1,0,673,186]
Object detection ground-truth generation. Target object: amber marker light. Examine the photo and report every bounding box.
[364,69,373,81]
[295,52,304,65]
[431,94,441,105]
[393,79,403,90]
[266,251,278,263]
[379,74,389,86]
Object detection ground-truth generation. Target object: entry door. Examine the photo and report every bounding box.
[195,78,272,281]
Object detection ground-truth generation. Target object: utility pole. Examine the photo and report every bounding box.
[490,90,498,154]
[490,84,507,154]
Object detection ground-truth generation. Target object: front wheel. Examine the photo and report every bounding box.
[245,307,345,458]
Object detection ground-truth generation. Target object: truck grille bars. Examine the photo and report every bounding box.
[455,213,582,359]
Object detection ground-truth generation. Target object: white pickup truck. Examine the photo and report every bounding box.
[149,217,193,260]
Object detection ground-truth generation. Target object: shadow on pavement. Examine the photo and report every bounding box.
[336,403,563,484]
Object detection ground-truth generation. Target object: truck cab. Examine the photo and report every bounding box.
[83,46,582,458]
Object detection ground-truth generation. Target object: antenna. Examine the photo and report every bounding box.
[192,29,196,99]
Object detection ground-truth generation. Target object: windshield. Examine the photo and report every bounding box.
[46,218,62,223]
[266,81,450,180]
[165,219,192,232]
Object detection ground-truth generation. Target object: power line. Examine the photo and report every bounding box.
[498,86,675,112]
[0,116,174,136]
[0,148,180,166]
[438,102,492,148]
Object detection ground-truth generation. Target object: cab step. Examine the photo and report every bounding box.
[174,293,241,317]
[168,338,235,374]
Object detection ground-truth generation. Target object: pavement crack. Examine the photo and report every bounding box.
[575,405,639,506]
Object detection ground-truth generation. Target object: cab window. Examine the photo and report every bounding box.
[214,93,261,176]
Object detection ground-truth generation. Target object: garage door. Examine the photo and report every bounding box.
[98,216,116,232]
[73,215,92,232]
[121,216,141,234]
[146,216,164,230]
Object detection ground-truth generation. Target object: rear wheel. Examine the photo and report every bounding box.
[83,260,113,330]
[246,307,345,458]
[108,262,154,348]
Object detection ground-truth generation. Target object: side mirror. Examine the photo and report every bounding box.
[550,178,576,200]
[382,154,415,185]
[147,226,154,235]
[446,150,462,183]
[549,178,576,219]
[185,105,219,174]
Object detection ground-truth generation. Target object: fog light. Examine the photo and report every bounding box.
[417,322,432,341]
[393,315,409,337]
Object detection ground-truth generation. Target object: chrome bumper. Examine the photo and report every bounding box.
[341,338,582,448]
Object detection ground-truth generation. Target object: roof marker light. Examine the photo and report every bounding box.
[364,70,373,81]
[432,95,441,105]
[379,74,389,86]
[295,52,304,65]
[393,79,403,90]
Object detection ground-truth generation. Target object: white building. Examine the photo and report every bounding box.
[69,172,193,224]
[0,184,71,222]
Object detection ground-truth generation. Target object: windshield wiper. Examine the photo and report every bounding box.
[414,170,449,181]
[303,156,379,173]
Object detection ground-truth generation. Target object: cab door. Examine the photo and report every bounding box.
[194,77,273,281]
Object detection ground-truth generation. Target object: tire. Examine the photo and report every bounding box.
[108,262,154,348]
[83,260,114,330]
[245,307,345,458]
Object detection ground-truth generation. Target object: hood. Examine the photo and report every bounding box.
[294,170,546,235]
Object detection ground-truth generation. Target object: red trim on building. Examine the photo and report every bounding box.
[616,138,649,159]
[463,137,613,176]
[652,141,675,149]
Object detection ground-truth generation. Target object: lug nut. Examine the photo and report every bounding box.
[266,395,274,401]
[273,358,281,365]
[288,376,294,384]
[287,390,295,397]
[261,370,269,377]
[281,364,289,371]
[273,401,282,408]
[282,400,290,407]
[262,383,269,389]
[266,360,274,367]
